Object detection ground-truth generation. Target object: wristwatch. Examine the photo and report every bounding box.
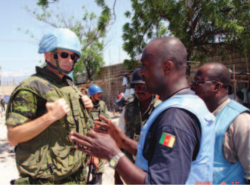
[109,153,125,169]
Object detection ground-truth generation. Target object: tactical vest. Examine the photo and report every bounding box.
[90,100,109,174]
[124,97,161,142]
[7,74,91,182]
[135,94,215,183]
[91,100,109,120]
[213,100,249,184]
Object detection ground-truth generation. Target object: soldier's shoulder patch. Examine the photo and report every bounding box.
[159,132,176,148]
[30,80,52,95]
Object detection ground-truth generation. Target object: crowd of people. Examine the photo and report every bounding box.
[5,27,250,184]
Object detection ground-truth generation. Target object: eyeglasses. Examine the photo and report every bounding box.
[191,79,219,85]
[57,52,79,60]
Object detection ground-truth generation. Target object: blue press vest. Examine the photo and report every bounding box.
[135,94,215,184]
[213,100,249,184]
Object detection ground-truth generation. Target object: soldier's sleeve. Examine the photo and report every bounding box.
[6,90,38,126]
[104,103,110,119]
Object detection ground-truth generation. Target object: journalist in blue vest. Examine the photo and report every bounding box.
[70,37,216,184]
[191,63,250,184]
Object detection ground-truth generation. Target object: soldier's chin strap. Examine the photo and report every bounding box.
[45,50,77,75]
[91,96,100,105]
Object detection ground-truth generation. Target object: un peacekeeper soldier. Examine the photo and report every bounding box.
[191,63,250,184]
[88,84,110,184]
[6,28,93,184]
[88,84,110,121]
[70,37,216,184]
[115,68,161,184]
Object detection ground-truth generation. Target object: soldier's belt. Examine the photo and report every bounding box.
[27,166,85,184]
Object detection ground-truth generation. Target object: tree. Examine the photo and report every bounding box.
[122,0,250,69]
[24,0,116,82]
[74,38,105,83]
[36,0,117,43]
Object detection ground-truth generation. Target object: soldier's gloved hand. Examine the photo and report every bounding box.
[46,98,70,121]
[82,95,93,111]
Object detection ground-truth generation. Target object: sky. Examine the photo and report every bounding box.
[0,0,132,85]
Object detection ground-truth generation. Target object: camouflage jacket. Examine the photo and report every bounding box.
[91,100,110,120]
[6,66,92,182]
[123,96,161,162]
[90,100,109,174]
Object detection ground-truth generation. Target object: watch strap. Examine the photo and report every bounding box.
[109,153,125,168]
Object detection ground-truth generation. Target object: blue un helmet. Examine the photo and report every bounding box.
[38,28,81,74]
[88,84,103,96]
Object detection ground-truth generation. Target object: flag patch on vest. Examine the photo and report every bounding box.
[159,133,176,148]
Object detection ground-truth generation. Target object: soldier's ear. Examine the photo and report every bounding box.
[44,52,52,62]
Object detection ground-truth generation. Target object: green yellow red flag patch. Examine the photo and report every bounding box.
[159,132,176,148]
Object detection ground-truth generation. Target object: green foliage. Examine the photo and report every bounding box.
[95,0,105,7]
[74,41,104,82]
[27,1,114,82]
[37,0,58,8]
[123,0,250,68]
[36,0,112,38]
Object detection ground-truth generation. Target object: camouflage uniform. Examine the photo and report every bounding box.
[91,100,110,121]
[123,96,161,162]
[6,67,93,184]
[90,100,110,174]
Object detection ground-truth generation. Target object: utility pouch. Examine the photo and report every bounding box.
[13,177,30,184]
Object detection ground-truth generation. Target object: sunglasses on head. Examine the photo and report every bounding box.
[57,52,79,60]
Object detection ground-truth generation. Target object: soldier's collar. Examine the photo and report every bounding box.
[36,66,73,84]
[93,100,100,106]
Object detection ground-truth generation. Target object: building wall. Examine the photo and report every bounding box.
[79,54,250,110]
[189,54,250,90]
[78,63,134,110]
[190,54,250,78]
